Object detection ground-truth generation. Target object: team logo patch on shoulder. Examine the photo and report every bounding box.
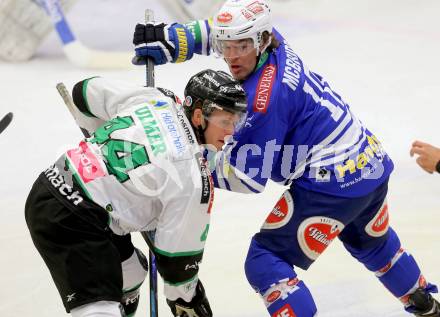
[365,201,389,237]
[253,64,276,113]
[298,217,344,260]
[262,191,294,230]
[272,304,296,317]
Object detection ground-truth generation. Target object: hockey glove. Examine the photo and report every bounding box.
[133,22,195,65]
[166,280,212,317]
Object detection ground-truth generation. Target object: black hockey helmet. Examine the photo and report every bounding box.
[184,69,248,132]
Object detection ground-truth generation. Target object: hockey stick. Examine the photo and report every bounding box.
[143,10,159,317]
[0,112,13,134]
[39,0,132,69]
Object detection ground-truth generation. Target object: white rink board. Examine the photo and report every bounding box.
[0,1,439,316]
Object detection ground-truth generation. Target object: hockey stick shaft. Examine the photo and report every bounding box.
[40,0,132,69]
[144,10,159,317]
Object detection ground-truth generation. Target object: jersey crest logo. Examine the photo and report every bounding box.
[253,64,276,113]
[365,200,389,237]
[262,191,294,229]
[298,217,344,260]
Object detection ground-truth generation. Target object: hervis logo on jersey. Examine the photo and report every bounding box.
[297,217,344,260]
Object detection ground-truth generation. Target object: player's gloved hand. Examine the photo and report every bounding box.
[166,280,212,317]
[132,22,195,65]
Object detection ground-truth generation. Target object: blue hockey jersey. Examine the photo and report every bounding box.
[204,29,394,198]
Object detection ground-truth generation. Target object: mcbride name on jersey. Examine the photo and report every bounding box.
[193,28,394,198]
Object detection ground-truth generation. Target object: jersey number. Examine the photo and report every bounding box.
[90,116,149,182]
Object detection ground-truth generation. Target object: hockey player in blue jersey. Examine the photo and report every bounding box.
[132,0,440,316]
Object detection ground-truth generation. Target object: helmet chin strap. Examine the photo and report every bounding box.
[252,52,262,74]
[192,118,208,145]
[251,35,272,77]
[197,124,207,145]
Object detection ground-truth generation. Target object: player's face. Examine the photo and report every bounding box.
[222,39,258,81]
[203,109,240,150]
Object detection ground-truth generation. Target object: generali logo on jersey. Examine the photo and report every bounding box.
[253,64,276,113]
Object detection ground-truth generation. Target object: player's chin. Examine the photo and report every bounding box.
[215,140,225,150]
[228,65,243,79]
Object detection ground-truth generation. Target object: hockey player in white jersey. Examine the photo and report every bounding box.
[25,72,247,317]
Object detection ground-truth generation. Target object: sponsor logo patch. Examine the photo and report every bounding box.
[152,100,169,110]
[247,1,264,14]
[253,64,276,113]
[185,96,193,107]
[263,278,300,308]
[365,201,389,237]
[262,191,294,229]
[67,141,106,183]
[217,12,233,23]
[266,290,281,303]
[199,157,214,213]
[44,165,84,206]
[298,217,344,260]
[272,304,296,317]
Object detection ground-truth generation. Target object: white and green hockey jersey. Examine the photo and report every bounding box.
[47,77,213,301]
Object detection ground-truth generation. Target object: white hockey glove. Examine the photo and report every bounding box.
[166,280,212,317]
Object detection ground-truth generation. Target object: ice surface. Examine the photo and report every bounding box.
[0,0,439,316]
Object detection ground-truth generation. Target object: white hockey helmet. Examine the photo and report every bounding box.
[211,0,273,57]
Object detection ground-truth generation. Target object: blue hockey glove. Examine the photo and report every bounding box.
[132,22,195,65]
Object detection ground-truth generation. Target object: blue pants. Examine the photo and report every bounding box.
[245,179,434,316]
